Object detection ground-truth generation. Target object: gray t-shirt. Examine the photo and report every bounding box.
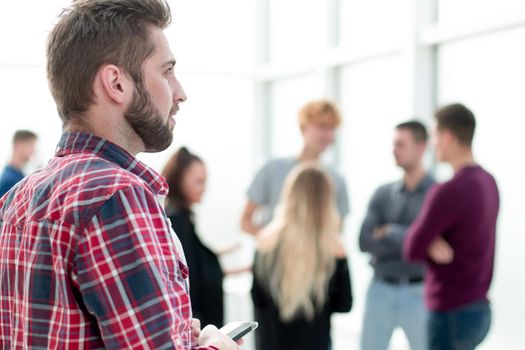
[246,157,350,226]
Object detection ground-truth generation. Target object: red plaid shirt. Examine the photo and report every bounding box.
[0,132,218,349]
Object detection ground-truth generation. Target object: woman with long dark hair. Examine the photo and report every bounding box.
[162,147,224,327]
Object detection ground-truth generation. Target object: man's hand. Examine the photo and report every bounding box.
[373,225,389,240]
[224,265,252,275]
[428,237,454,264]
[191,319,201,345]
[216,242,243,256]
[240,201,262,236]
[199,324,243,349]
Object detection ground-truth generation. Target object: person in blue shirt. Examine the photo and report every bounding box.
[0,130,38,197]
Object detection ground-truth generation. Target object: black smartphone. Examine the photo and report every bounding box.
[219,321,258,341]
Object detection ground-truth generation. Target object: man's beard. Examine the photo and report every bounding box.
[124,80,174,153]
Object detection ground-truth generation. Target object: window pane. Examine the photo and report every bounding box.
[269,0,326,63]
[339,0,411,54]
[339,54,412,195]
[437,26,525,349]
[269,73,323,157]
[438,0,525,25]
[169,0,256,72]
[338,54,411,340]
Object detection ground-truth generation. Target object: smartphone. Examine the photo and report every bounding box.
[219,321,258,341]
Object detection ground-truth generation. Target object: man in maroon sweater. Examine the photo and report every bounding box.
[404,103,499,350]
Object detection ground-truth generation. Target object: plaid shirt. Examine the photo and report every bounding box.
[0,132,218,349]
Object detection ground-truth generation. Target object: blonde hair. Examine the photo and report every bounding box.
[256,163,341,321]
[298,100,342,128]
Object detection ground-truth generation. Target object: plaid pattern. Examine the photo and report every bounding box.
[0,132,217,349]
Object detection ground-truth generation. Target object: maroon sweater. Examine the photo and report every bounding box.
[404,165,499,311]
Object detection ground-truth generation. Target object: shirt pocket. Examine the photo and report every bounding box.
[156,219,193,343]
[159,218,189,289]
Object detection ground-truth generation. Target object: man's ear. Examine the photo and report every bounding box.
[418,142,427,155]
[98,64,133,105]
[299,124,306,135]
[442,130,455,145]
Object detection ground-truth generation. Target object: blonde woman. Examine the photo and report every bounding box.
[251,163,353,350]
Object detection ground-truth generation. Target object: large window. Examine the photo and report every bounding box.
[256,0,525,349]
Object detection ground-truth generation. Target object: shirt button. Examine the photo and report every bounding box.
[175,337,182,346]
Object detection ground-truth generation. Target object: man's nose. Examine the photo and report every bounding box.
[173,78,187,103]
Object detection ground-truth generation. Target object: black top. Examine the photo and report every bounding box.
[167,206,224,327]
[251,255,352,350]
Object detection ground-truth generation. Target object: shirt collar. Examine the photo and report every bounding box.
[395,174,434,193]
[5,165,24,176]
[55,131,168,196]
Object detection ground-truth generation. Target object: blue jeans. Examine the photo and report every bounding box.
[361,278,428,350]
[428,300,491,350]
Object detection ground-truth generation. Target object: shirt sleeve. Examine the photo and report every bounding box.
[0,177,19,198]
[246,161,271,205]
[382,223,409,246]
[403,185,460,262]
[74,185,217,350]
[334,175,350,218]
[359,187,399,257]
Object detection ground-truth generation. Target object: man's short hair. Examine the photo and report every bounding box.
[12,130,37,145]
[46,0,172,125]
[298,100,342,128]
[395,120,428,143]
[434,103,476,146]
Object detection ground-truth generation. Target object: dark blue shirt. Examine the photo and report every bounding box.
[0,165,24,197]
[359,175,435,280]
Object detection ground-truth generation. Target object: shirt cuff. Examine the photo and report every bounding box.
[385,224,407,244]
